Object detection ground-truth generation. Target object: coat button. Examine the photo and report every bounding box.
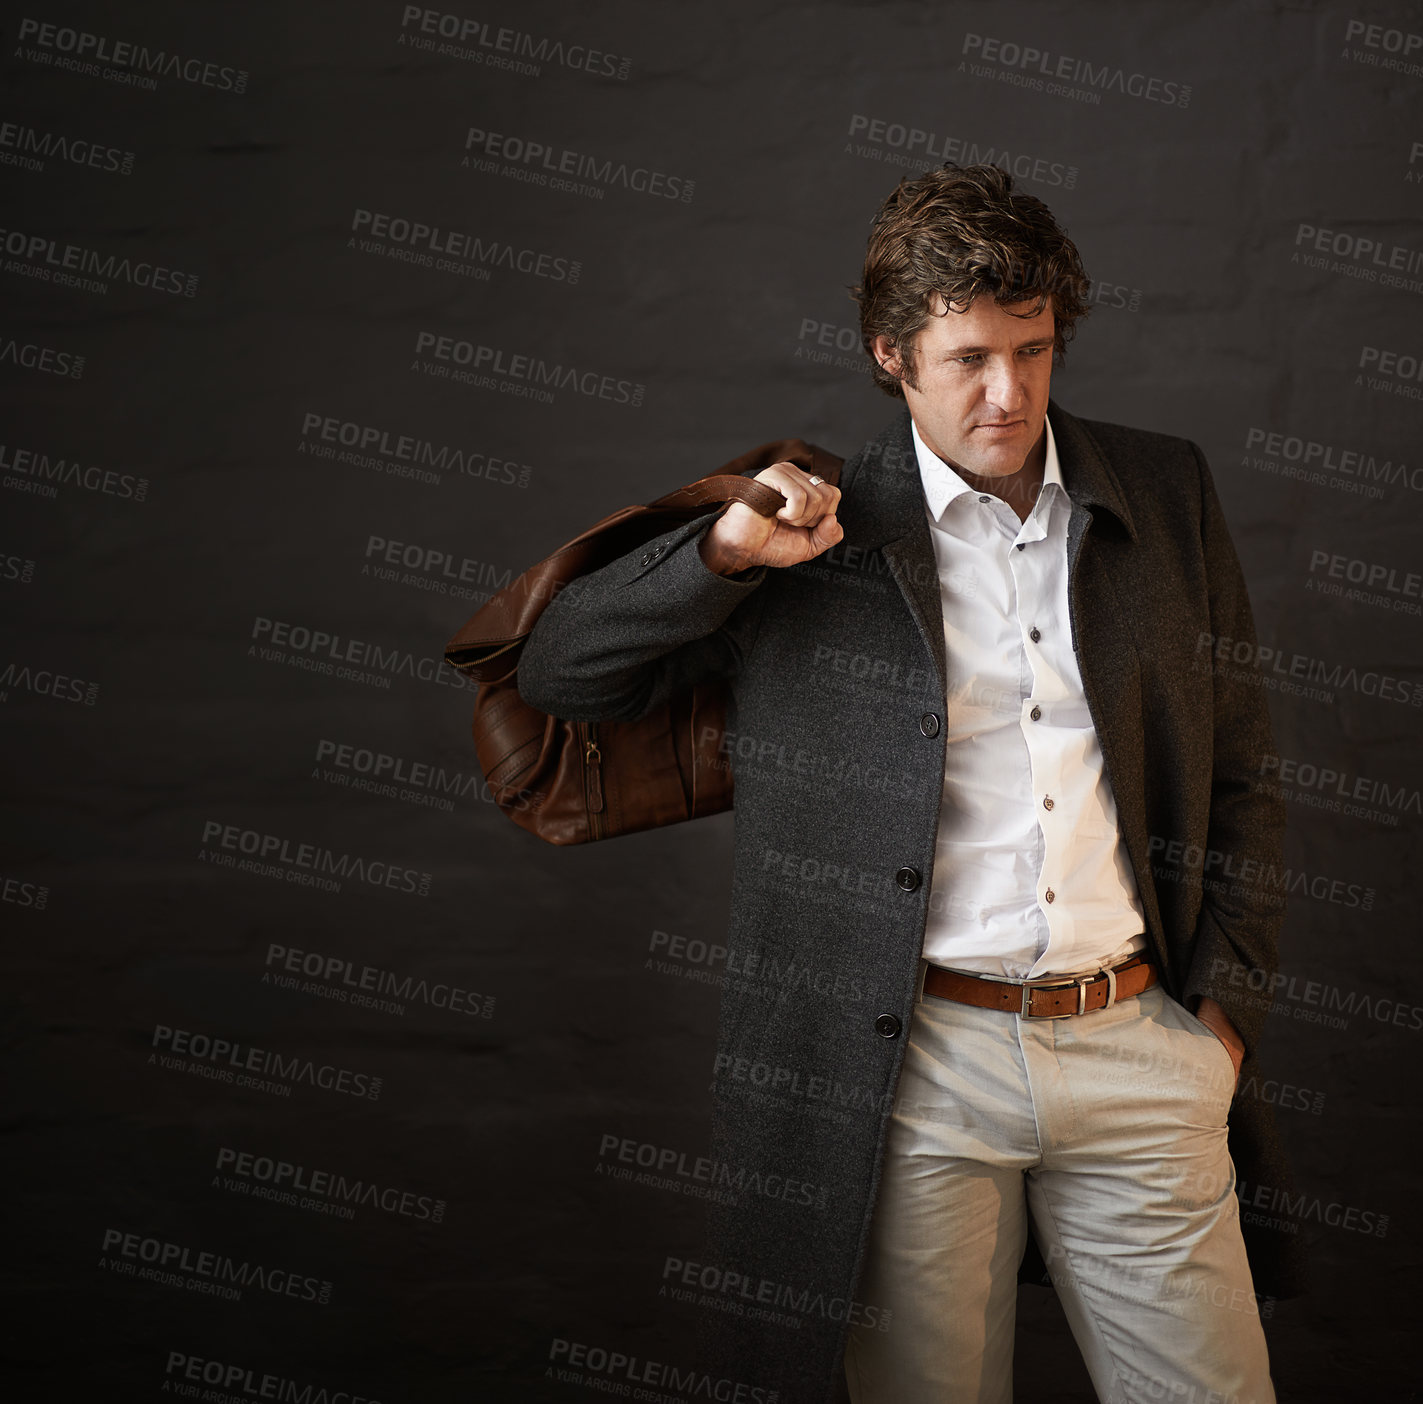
[1029,626,1042,643]
[640,551,653,565]
[895,866,921,892]
[919,712,940,738]
[875,1013,901,1039]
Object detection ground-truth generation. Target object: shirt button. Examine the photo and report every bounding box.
[1016,542,1026,551]
[979,494,991,503]
[1044,888,1056,904]
[1043,796,1054,811]
[895,866,921,892]
[1029,627,1042,643]
[919,712,940,738]
[875,1013,901,1039]
[1030,705,1042,721]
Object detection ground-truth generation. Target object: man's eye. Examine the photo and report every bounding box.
[1021,347,1046,357]
[956,354,983,365]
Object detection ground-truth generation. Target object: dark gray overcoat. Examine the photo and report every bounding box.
[517,402,1305,1402]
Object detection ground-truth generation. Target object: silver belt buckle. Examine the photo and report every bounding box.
[1020,968,1115,1019]
[1020,975,1082,1019]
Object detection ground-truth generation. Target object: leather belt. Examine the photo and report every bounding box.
[921,953,1158,1019]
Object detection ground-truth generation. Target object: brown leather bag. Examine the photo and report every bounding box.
[442,439,844,844]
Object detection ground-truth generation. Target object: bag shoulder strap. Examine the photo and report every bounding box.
[444,438,844,677]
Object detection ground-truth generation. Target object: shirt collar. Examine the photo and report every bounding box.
[912,415,1063,525]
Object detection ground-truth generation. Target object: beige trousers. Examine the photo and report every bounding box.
[843,980,1275,1404]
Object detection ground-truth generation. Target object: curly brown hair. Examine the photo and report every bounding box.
[852,164,1092,399]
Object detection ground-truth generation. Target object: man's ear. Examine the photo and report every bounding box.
[871,334,902,378]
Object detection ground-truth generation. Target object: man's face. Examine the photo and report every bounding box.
[873,295,1055,481]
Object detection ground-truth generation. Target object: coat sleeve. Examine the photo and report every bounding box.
[515,507,771,724]
[1178,442,1288,1059]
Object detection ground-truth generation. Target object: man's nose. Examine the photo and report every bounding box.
[984,362,1026,411]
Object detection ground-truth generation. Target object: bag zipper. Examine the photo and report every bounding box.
[582,721,605,839]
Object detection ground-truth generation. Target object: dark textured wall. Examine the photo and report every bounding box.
[3,1,1419,1399]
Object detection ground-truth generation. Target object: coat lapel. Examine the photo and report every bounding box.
[1050,403,1163,961]
[839,408,948,700]
[1050,400,1138,549]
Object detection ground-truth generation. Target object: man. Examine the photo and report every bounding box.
[517,165,1300,1403]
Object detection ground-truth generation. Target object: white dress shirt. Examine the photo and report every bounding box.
[913,415,1145,979]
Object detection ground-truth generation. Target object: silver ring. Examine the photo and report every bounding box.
[807,474,824,486]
